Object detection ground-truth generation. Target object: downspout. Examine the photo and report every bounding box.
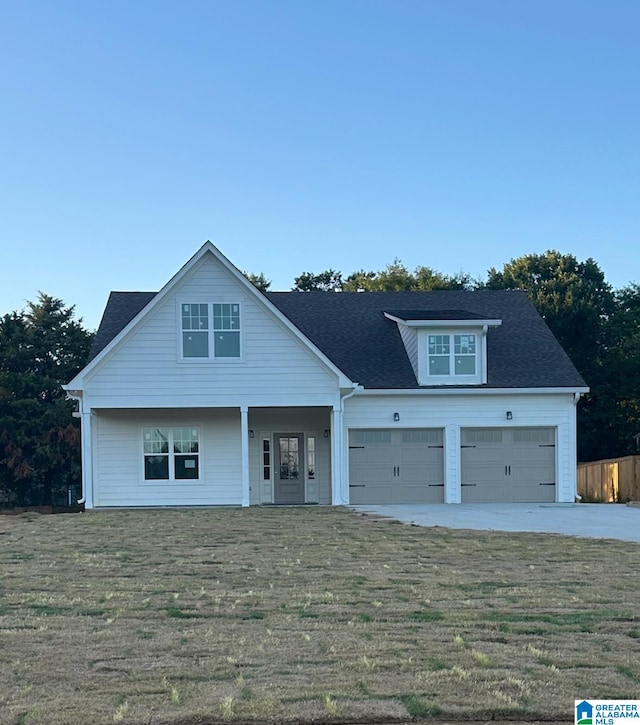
[65,390,86,504]
[335,384,362,504]
[340,383,362,412]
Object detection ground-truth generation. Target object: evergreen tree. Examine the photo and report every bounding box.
[0,294,94,506]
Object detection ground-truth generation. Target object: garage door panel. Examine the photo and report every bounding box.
[461,427,556,503]
[349,428,444,504]
[462,482,506,503]
[512,483,555,503]
[401,459,443,483]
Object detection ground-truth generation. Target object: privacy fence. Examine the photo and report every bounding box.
[577,455,640,503]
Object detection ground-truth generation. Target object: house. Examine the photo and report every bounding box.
[64,242,588,508]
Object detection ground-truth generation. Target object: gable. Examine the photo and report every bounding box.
[76,253,344,406]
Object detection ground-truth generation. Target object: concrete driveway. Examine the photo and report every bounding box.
[351,503,640,542]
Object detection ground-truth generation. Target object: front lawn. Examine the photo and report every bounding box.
[1,507,638,724]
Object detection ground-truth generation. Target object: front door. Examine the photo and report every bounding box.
[274,433,305,503]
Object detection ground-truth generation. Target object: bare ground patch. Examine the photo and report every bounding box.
[0,507,638,724]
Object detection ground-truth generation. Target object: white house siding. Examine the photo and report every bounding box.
[248,407,332,505]
[83,255,340,409]
[93,408,242,507]
[342,392,578,503]
[396,324,419,381]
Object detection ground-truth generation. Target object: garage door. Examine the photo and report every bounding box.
[349,429,444,504]
[461,427,556,502]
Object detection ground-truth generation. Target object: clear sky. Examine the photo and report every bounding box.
[1,0,638,330]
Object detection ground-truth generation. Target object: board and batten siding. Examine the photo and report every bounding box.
[83,255,341,409]
[93,408,242,507]
[342,392,578,503]
[248,407,332,505]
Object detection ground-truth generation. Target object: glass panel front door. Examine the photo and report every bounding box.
[274,434,305,503]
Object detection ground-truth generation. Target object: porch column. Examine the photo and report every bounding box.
[331,406,346,505]
[81,410,94,509]
[240,406,250,507]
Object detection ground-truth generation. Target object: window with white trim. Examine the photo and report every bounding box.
[428,333,477,377]
[180,303,241,359]
[143,427,200,481]
[213,303,240,358]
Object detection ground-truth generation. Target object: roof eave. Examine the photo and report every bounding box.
[383,312,502,327]
[354,386,590,395]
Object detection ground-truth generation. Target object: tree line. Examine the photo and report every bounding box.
[1,251,638,506]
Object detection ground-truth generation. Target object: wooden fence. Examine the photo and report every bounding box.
[577,455,640,502]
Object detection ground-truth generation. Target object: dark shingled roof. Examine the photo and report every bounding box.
[88,292,157,361]
[87,289,586,390]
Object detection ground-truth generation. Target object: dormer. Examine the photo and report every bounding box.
[384,310,502,386]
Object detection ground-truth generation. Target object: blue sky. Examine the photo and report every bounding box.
[1,0,638,330]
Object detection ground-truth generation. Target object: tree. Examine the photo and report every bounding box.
[341,261,477,292]
[243,271,271,293]
[485,250,615,381]
[293,269,343,292]
[484,250,622,461]
[588,283,640,458]
[0,294,94,506]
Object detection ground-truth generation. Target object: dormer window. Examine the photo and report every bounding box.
[384,310,502,386]
[429,333,477,376]
[179,301,242,360]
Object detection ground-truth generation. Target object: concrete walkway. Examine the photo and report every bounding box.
[351,503,640,542]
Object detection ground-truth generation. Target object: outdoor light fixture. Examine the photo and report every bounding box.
[249,429,255,438]
[324,429,330,438]
[506,411,513,420]
[393,412,400,422]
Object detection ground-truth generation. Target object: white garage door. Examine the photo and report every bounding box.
[461,427,556,503]
[349,429,444,504]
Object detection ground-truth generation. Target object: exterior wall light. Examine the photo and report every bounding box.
[506,411,513,420]
[393,412,400,422]
[249,429,255,438]
[324,429,330,438]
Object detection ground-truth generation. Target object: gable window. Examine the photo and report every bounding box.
[213,303,240,357]
[143,427,199,481]
[179,302,241,360]
[182,304,209,358]
[427,333,477,377]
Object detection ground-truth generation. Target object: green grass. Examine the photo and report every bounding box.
[0,505,639,724]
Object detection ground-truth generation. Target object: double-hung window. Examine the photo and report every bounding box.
[143,427,200,481]
[427,333,477,378]
[180,302,241,359]
[212,303,240,357]
[182,304,209,358]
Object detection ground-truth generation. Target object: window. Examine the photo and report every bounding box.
[428,333,476,377]
[454,334,476,374]
[213,303,240,357]
[428,334,450,375]
[307,436,316,480]
[143,427,199,481]
[182,304,209,358]
[279,436,300,479]
[263,438,271,480]
[180,302,241,359]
